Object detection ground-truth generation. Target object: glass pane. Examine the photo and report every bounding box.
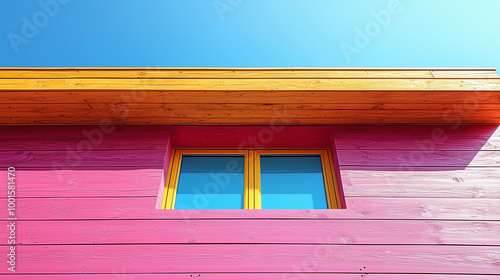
[260,155,328,209]
[175,155,245,209]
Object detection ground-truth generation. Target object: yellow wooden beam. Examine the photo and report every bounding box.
[0,78,499,91]
[0,68,498,125]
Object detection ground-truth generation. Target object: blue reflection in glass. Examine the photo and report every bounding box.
[260,155,328,209]
[175,156,244,209]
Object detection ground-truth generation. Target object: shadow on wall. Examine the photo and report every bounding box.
[1,124,499,212]
[334,125,500,199]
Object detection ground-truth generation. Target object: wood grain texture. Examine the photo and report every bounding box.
[1,274,499,279]
[2,104,500,120]
[0,68,498,125]
[2,78,500,91]
[337,134,500,151]
[334,126,500,151]
[341,167,500,198]
[431,70,500,78]
[333,125,500,137]
[0,168,162,198]
[1,124,500,278]
[171,125,332,148]
[4,220,499,245]
[2,116,500,125]
[1,90,499,104]
[334,125,500,151]
[0,68,443,79]
[0,125,170,150]
[2,197,499,221]
[337,150,500,167]
[8,244,500,274]
[336,135,500,151]
[0,150,165,167]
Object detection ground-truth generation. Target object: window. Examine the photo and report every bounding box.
[162,148,341,209]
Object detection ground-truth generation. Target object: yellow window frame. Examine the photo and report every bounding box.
[162,148,341,209]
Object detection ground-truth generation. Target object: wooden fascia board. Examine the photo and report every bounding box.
[0,68,499,125]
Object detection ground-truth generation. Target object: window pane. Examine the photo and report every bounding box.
[260,155,328,209]
[175,156,245,209]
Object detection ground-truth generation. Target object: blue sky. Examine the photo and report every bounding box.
[0,0,499,68]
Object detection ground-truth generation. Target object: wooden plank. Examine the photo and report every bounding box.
[333,125,500,151]
[171,125,332,148]
[0,104,500,122]
[0,168,162,198]
[5,102,500,111]
[333,125,500,138]
[8,244,500,274]
[0,125,170,150]
[1,90,498,104]
[2,197,499,220]
[0,69,436,79]
[1,78,499,91]
[0,69,498,125]
[0,150,165,167]
[3,68,495,79]
[0,274,499,279]
[1,109,500,124]
[432,70,500,78]
[1,117,500,125]
[4,220,499,246]
[341,167,500,198]
[337,150,500,167]
[0,274,500,280]
[335,135,500,151]
[3,104,500,118]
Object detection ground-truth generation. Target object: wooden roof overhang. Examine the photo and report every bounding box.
[0,68,499,125]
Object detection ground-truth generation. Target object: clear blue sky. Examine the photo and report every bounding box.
[0,0,499,68]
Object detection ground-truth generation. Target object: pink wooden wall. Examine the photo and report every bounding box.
[1,125,500,279]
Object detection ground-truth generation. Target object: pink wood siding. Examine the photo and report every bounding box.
[1,125,500,279]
